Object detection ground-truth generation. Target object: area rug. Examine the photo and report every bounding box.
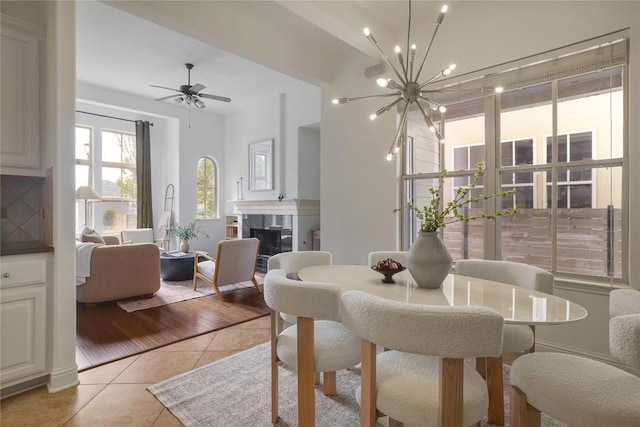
[148,343,570,427]
[117,276,264,312]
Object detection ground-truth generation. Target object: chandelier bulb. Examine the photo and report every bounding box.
[376,78,390,88]
[495,86,504,93]
[429,126,436,133]
[440,138,446,144]
[443,68,452,76]
[441,5,448,13]
[439,106,447,113]
[370,114,377,121]
[411,44,416,51]
[363,27,370,36]
[448,63,457,70]
[386,153,393,161]
[332,98,339,104]
[394,146,400,153]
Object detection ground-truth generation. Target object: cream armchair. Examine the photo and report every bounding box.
[192,238,262,301]
[121,228,165,250]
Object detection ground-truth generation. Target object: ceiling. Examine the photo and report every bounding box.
[76,1,444,115]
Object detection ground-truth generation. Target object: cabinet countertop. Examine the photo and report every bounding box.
[1,241,54,256]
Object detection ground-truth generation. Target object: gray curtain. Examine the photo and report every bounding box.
[135,120,153,228]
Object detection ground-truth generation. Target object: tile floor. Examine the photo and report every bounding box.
[1,316,271,427]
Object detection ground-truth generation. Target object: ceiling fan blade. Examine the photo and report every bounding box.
[155,94,182,101]
[190,83,206,93]
[199,93,231,103]
[150,84,181,93]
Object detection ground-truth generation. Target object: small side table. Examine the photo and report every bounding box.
[160,251,202,281]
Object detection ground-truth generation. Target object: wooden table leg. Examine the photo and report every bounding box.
[486,356,505,426]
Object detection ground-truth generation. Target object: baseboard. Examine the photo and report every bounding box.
[47,365,79,393]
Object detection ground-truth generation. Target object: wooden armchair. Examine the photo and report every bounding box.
[192,238,262,301]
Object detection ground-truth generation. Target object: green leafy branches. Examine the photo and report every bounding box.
[168,221,209,241]
[395,163,522,233]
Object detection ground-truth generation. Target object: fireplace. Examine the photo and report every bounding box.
[250,227,286,272]
[250,228,282,255]
[231,199,320,271]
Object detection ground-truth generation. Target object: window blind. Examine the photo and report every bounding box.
[429,35,628,105]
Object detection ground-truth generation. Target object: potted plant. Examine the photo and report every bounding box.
[168,221,207,252]
[395,162,521,288]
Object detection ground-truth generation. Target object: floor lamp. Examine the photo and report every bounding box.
[76,186,102,229]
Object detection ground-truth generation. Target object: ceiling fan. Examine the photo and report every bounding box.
[150,63,231,109]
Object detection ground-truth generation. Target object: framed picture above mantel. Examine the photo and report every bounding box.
[249,139,273,191]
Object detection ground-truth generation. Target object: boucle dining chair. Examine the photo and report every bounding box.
[455,259,554,424]
[263,269,360,426]
[267,251,332,325]
[509,288,640,427]
[367,251,407,267]
[192,238,262,301]
[340,290,504,427]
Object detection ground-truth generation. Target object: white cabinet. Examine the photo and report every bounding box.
[0,15,43,175]
[0,254,50,389]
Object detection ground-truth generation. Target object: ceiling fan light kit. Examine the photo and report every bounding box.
[150,62,231,110]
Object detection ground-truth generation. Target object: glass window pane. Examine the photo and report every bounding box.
[501,171,551,269]
[75,127,91,160]
[102,167,136,200]
[515,139,533,165]
[501,82,551,166]
[406,109,441,174]
[75,165,90,188]
[501,142,512,167]
[558,68,623,161]
[102,130,135,164]
[101,200,136,234]
[469,145,484,168]
[569,132,592,161]
[454,147,468,170]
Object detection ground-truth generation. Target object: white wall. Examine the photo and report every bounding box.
[223,82,321,214]
[321,1,640,360]
[298,126,320,199]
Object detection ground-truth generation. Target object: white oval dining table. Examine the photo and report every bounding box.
[297,264,588,426]
[298,264,588,325]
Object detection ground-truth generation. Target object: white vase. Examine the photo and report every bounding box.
[406,231,453,289]
[180,239,190,252]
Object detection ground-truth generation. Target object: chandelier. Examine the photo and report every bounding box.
[332,2,502,161]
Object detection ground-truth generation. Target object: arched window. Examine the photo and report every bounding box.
[196,157,217,219]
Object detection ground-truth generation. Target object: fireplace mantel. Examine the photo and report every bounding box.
[232,199,320,216]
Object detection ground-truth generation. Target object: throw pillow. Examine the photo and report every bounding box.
[81,227,105,244]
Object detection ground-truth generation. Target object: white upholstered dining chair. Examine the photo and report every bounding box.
[340,290,504,427]
[267,250,332,278]
[263,269,360,426]
[192,238,262,301]
[455,259,554,424]
[367,251,407,267]
[267,251,332,325]
[509,288,640,427]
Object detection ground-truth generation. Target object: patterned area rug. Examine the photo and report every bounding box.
[148,343,570,427]
[117,276,263,312]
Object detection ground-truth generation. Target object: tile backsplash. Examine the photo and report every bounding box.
[1,175,45,242]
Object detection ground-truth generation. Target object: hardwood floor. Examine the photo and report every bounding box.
[76,286,269,371]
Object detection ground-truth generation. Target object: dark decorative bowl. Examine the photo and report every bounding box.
[371,265,406,284]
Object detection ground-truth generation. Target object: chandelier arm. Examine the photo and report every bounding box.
[335,92,402,104]
[366,33,407,85]
[406,0,412,74]
[417,101,444,141]
[414,9,446,82]
[387,102,411,157]
[419,70,449,88]
[409,46,416,83]
[373,97,403,118]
